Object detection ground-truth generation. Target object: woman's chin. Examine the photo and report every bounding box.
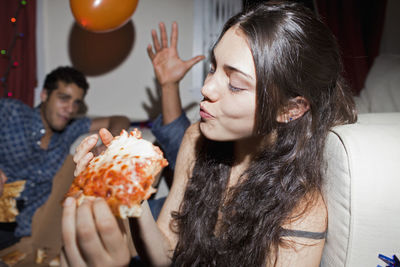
[199,122,220,141]
[200,122,234,142]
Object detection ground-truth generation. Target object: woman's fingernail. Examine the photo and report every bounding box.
[64,197,75,207]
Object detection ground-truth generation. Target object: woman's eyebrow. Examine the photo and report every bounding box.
[224,64,254,81]
[211,49,254,80]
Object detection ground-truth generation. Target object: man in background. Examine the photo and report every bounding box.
[0,66,130,250]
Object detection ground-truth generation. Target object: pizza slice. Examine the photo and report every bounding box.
[66,129,168,218]
[0,180,26,222]
[0,250,26,266]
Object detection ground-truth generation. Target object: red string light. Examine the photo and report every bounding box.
[2,1,27,98]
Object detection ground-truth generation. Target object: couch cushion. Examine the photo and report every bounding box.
[321,113,400,266]
[355,54,400,113]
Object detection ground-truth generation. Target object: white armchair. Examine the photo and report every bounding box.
[321,112,400,266]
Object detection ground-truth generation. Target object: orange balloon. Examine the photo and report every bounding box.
[70,0,139,33]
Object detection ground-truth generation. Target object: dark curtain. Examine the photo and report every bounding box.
[316,0,387,95]
[0,0,37,107]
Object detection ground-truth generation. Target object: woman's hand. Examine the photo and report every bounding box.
[146,22,204,125]
[73,128,114,176]
[147,21,204,87]
[62,197,131,267]
[64,128,130,266]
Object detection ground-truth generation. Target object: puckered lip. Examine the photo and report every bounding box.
[199,104,214,119]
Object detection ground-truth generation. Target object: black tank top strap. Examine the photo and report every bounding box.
[281,228,327,240]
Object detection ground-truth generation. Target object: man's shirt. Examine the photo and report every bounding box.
[0,98,91,237]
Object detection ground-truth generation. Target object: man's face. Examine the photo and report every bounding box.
[40,81,85,131]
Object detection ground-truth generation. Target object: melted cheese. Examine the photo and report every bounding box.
[66,129,168,218]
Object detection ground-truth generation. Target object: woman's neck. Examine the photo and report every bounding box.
[233,133,271,165]
[226,135,261,187]
[228,133,275,188]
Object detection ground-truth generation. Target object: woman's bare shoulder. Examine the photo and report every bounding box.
[183,122,201,141]
[177,122,201,165]
[283,191,327,234]
[272,192,327,267]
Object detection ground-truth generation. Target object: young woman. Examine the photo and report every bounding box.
[62,2,357,266]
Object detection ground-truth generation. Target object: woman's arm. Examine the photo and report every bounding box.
[147,22,204,125]
[62,124,200,267]
[271,192,328,267]
[63,129,131,267]
[129,123,201,265]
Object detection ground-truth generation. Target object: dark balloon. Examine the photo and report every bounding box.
[69,21,135,76]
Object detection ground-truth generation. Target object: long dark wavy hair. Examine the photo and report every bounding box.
[172,1,357,266]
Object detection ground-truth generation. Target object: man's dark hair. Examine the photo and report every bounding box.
[43,66,89,96]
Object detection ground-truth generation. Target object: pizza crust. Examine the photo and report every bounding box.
[0,180,26,222]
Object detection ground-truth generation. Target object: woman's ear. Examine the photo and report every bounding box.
[277,96,310,123]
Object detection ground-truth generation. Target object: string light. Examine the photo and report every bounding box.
[2,1,27,98]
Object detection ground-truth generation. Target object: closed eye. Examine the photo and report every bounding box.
[228,84,244,93]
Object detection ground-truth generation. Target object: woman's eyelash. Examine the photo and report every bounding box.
[228,84,243,92]
[207,64,243,92]
[209,66,215,73]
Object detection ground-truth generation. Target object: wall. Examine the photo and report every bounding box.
[35,0,400,121]
[35,0,199,121]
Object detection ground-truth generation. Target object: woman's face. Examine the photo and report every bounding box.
[199,26,257,141]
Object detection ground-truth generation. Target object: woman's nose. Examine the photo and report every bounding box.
[201,75,220,102]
